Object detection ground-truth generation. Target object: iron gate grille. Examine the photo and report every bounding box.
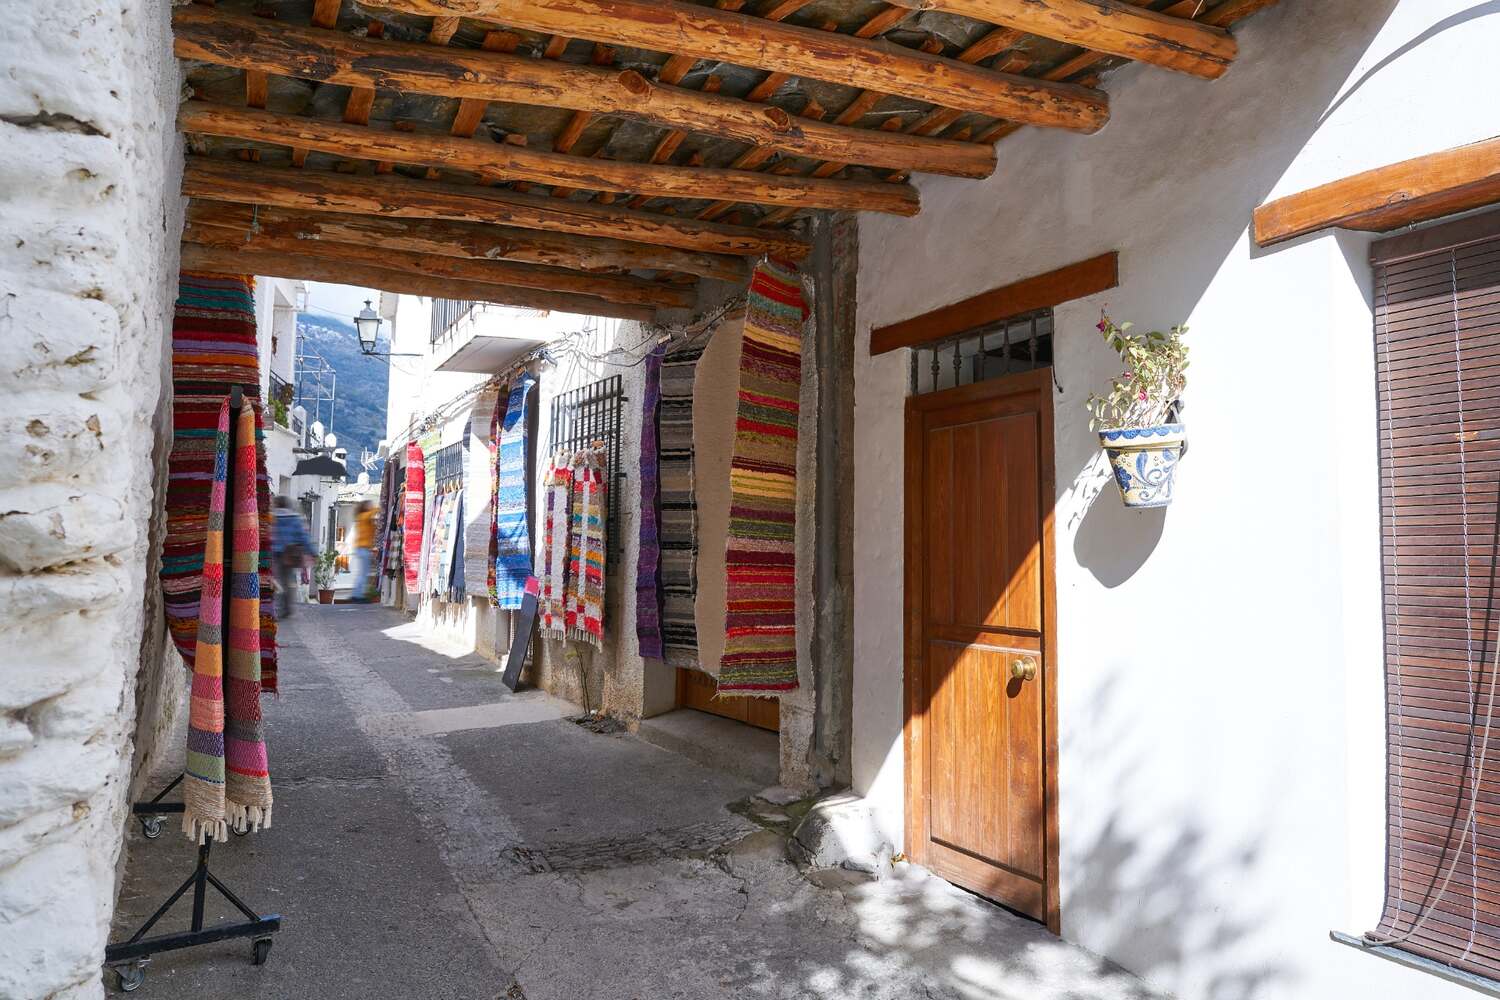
[432,441,466,489]
[909,308,1054,395]
[549,375,625,564]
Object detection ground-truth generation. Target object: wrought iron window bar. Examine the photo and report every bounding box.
[909,308,1054,396]
[549,375,626,563]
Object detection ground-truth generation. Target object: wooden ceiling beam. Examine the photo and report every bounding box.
[184,200,749,282]
[179,102,921,215]
[1253,135,1500,247]
[180,157,810,258]
[360,0,1109,131]
[885,0,1235,79]
[181,242,659,321]
[183,226,695,307]
[171,8,995,178]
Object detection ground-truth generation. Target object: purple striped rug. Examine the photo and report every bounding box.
[635,348,665,659]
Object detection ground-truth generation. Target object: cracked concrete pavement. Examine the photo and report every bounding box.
[108,605,1167,999]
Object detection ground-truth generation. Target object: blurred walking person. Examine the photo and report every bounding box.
[352,499,378,602]
[271,496,313,617]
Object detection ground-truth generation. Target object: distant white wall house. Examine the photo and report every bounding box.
[851,3,1499,999]
[253,275,304,496]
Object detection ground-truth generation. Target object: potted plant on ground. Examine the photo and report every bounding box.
[1087,312,1189,508]
[314,549,339,604]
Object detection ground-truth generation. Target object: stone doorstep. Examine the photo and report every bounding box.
[635,708,780,787]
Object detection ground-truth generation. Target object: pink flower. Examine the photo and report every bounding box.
[1138,390,1148,401]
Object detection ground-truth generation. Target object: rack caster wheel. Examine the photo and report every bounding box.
[251,937,273,966]
[114,962,146,992]
[140,817,162,840]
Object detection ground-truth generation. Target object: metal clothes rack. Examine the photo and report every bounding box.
[105,386,281,992]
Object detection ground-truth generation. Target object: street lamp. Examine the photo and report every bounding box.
[353,299,421,358]
[354,300,381,353]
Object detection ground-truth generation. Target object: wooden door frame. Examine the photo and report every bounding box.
[902,367,1060,933]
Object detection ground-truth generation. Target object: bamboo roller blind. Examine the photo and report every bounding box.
[1374,211,1500,978]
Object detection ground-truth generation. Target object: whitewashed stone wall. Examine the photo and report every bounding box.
[0,1,183,997]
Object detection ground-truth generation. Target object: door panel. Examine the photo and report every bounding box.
[676,666,780,732]
[905,370,1058,930]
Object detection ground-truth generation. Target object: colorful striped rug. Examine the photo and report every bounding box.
[566,448,608,649]
[537,454,574,642]
[403,442,425,595]
[717,260,807,693]
[635,349,666,660]
[659,341,705,669]
[161,272,277,693]
[465,387,500,599]
[184,397,272,843]
[495,373,537,609]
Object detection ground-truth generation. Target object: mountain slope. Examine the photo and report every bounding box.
[295,313,389,478]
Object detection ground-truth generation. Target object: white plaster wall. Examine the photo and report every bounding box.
[0,1,183,996]
[852,2,1496,998]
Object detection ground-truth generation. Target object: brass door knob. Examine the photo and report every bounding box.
[1010,656,1038,682]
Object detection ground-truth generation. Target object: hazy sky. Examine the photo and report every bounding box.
[301,281,382,326]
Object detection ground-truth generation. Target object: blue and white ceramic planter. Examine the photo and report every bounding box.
[1098,424,1186,508]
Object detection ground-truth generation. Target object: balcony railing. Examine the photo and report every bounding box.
[269,371,293,427]
[431,299,480,344]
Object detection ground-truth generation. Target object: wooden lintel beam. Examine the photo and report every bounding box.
[171,7,995,178]
[182,225,694,307]
[871,252,1119,354]
[184,200,748,281]
[179,102,921,215]
[180,157,809,259]
[1253,136,1500,247]
[359,0,1109,131]
[181,242,658,321]
[887,0,1235,79]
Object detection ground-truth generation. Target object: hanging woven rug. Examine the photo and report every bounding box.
[717,260,807,693]
[161,271,277,693]
[183,397,272,843]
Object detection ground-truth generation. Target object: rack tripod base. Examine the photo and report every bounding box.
[106,831,280,991]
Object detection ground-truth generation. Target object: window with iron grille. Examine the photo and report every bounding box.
[432,441,466,490]
[549,375,625,564]
[909,309,1053,396]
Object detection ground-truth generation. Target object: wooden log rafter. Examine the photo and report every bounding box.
[180,157,811,259]
[885,0,1236,79]
[179,102,922,215]
[183,200,749,282]
[183,224,696,308]
[172,8,996,180]
[180,242,659,321]
[360,0,1111,131]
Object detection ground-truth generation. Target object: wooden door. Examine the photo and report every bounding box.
[904,369,1058,930]
[677,667,780,732]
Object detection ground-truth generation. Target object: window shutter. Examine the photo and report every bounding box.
[1373,212,1500,978]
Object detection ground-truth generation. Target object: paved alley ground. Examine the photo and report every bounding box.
[110,605,1164,1000]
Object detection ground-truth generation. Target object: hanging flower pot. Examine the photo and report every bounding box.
[1099,424,1186,508]
[1087,312,1190,509]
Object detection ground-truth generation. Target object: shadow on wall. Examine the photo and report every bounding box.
[1060,677,1288,1000]
[1058,0,1402,587]
[1071,452,1166,589]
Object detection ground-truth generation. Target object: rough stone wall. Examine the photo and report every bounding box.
[0,1,184,997]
